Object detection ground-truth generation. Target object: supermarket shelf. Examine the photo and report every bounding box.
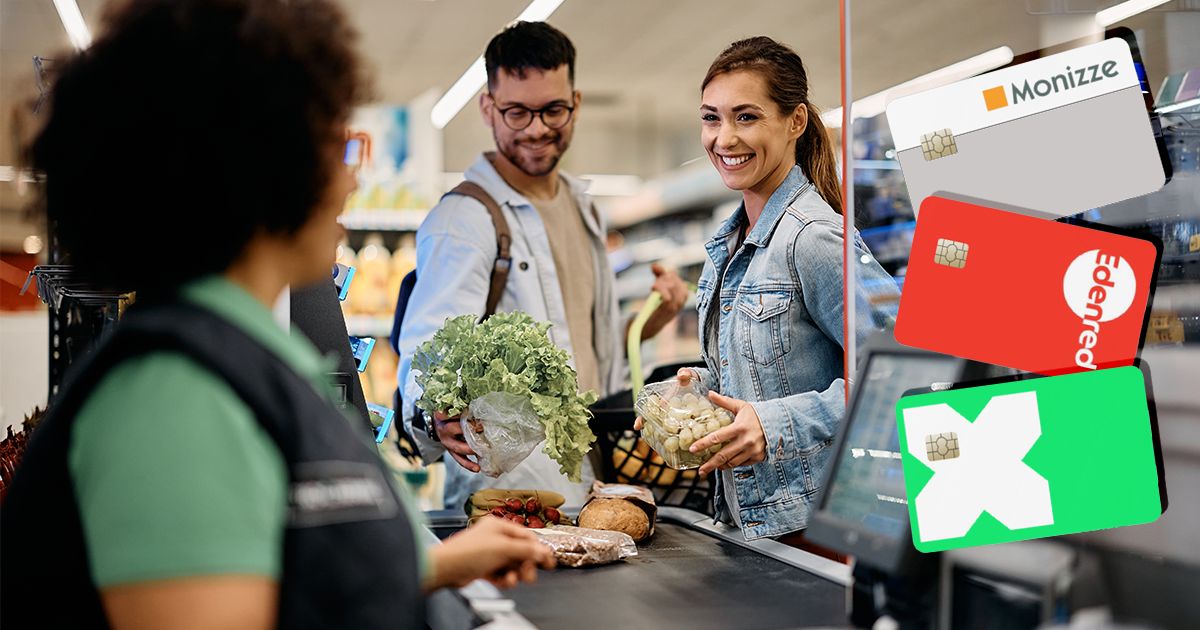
[345,314,394,339]
[339,209,428,231]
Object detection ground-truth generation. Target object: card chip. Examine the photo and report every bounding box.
[920,128,958,161]
[935,238,969,268]
[925,432,960,461]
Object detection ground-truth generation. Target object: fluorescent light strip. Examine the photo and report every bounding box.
[822,46,1013,128]
[431,58,486,129]
[1157,96,1200,114]
[430,0,566,129]
[1096,0,1172,27]
[53,0,92,50]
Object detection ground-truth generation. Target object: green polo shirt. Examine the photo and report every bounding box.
[69,275,428,588]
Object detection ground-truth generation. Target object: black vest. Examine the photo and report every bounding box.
[1,301,424,629]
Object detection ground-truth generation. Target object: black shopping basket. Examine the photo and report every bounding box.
[588,361,714,514]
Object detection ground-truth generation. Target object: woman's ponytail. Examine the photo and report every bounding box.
[797,105,842,214]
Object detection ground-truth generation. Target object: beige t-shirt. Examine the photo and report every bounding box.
[530,182,601,396]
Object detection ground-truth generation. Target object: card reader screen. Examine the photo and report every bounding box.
[823,354,961,539]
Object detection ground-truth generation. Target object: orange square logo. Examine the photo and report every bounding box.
[983,86,1008,111]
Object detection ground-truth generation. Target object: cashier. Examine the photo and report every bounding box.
[0,2,551,629]
[642,37,897,542]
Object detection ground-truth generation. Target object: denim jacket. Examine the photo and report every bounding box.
[396,153,625,509]
[693,165,898,541]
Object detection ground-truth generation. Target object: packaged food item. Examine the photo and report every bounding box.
[576,481,657,542]
[465,489,572,528]
[387,233,416,312]
[460,392,544,478]
[533,525,638,567]
[366,403,394,444]
[634,379,734,469]
[348,335,376,373]
[348,233,391,315]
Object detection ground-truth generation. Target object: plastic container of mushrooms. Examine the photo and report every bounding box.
[634,380,734,470]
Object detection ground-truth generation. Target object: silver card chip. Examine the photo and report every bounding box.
[920,128,958,161]
[926,432,960,461]
[935,238,969,268]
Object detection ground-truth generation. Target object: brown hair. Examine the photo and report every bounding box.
[702,36,842,214]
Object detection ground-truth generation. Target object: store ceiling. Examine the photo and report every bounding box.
[0,0,1183,232]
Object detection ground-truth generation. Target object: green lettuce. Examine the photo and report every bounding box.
[412,312,598,482]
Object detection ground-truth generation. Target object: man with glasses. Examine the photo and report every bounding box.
[397,21,688,507]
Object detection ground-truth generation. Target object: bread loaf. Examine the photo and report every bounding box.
[577,497,652,541]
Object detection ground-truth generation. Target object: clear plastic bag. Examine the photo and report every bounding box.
[533,525,638,567]
[461,392,543,477]
[634,379,734,470]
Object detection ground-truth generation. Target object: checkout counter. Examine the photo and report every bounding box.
[425,507,849,629]
[419,336,1200,629]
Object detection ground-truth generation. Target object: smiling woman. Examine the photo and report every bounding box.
[677,36,900,544]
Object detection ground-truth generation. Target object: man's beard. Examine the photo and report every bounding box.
[494,130,567,178]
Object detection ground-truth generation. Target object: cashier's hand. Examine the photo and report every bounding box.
[691,392,767,476]
[434,411,482,473]
[426,517,556,593]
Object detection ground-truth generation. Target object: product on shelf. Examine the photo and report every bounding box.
[387,233,417,312]
[360,342,399,408]
[336,240,357,270]
[346,233,392,315]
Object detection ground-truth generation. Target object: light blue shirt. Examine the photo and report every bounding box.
[396,153,625,508]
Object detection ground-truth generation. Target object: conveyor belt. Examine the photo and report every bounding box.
[427,508,849,629]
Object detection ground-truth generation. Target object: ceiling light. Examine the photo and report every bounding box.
[822,46,1014,128]
[430,0,567,129]
[1096,0,1172,27]
[52,0,92,50]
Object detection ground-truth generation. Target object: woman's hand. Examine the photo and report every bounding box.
[690,392,768,476]
[633,368,701,432]
[426,517,555,592]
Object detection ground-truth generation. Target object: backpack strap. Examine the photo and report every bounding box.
[448,181,511,320]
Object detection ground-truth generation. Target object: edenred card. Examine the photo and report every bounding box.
[896,196,1161,375]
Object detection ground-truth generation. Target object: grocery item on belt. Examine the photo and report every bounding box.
[413,312,598,481]
[635,379,734,470]
[577,481,657,542]
[533,525,638,568]
[465,489,572,528]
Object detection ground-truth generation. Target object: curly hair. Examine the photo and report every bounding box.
[29,0,370,296]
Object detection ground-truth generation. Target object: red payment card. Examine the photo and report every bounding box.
[896,196,1160,375]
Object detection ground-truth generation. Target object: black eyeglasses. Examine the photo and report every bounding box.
[492,98,575,131]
